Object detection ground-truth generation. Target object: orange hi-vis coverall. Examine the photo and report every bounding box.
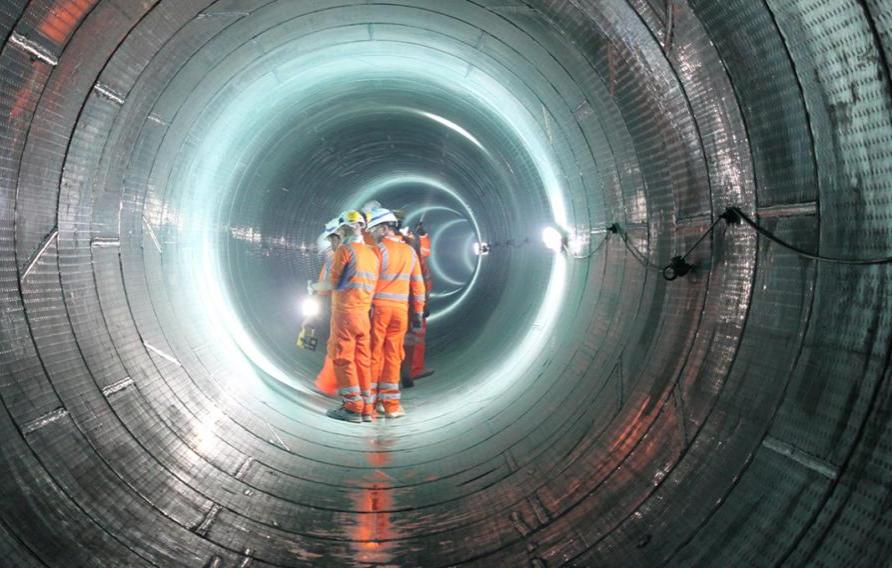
[370,236,426,411]
[313,256,337,397]
[404,232,432,378]
[328,239,379,414]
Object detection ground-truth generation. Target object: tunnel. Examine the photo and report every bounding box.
[1,0,891,566]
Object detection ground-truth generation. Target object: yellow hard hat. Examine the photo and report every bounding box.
[338,209,365,228]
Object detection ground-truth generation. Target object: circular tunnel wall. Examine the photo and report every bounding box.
[1,1,891,566]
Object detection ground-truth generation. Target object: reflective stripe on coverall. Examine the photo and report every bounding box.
[328,240,379,413]
[371,236,425,411]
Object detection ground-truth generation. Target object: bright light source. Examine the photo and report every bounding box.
[473,242,490,256]
[301,297,321,318]
[542,227,564,252]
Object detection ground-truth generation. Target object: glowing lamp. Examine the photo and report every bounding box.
[301,297,321,318]
[542,227,565,252]
[473,242,490,256]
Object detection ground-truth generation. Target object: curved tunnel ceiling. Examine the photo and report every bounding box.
[1,1,891,566]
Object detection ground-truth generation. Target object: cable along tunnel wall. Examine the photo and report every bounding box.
[0,0,891,566]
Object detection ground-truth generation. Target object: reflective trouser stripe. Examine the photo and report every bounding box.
[369,303,409,412]
[331,309,372,414]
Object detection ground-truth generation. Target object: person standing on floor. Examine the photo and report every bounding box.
[401,219,434,387]
[325,210,379,423]
[366,208,426,419]
[309,217,341,397]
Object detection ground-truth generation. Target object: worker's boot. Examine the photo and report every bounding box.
[361,402,375,422]
[326,406,361,423]
[385,405,406,419]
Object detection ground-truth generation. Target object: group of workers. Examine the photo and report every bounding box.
[306,203,433,423]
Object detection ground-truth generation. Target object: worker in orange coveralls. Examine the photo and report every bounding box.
[401,219,434,388]
[324,210,379,423]
[309,217,341,397]
[366,208,426,419]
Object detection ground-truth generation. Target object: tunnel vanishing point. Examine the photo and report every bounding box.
[2,1,892,566]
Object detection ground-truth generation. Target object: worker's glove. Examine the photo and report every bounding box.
[411,312,424,332]
[306,279,316,295]
[422,305,430,319]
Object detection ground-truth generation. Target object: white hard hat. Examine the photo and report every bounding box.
[366,208,399,229]
[322,217,340,238]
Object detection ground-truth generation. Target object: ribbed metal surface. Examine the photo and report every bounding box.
[1,0,890,566]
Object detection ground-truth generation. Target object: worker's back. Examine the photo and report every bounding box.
[330,240,379,313]
[374,236,425,313]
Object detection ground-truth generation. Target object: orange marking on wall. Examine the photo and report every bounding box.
[8,87,31,121]
[37,0,95,45]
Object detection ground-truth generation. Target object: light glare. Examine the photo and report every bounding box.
[542,227,564,252]
[301,297,321,318]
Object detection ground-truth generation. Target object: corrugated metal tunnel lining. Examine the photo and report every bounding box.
[1,0,890,566]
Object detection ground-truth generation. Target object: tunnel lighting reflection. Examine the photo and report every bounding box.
[426,217,475,289]
[355,175,483,322]
[415,110,487,152]
[195,406,224,455]
[301,296,321,318]
[187,47,571,392]
[542,226,565,252]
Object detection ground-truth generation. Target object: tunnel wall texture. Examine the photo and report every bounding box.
[1,1,891,566]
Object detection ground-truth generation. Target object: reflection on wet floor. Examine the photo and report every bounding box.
[351,436,397,564]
